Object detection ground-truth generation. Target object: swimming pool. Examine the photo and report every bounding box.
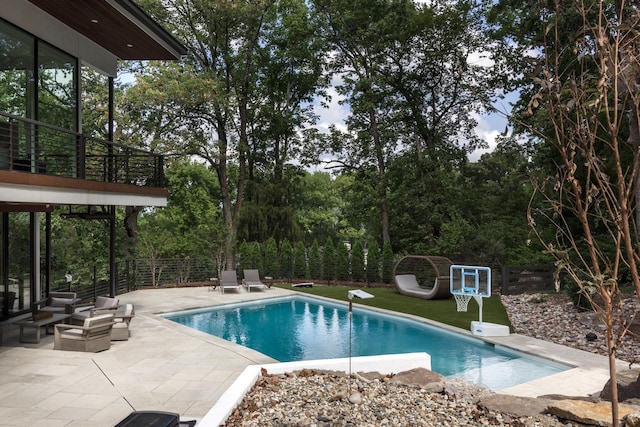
[163,295,568,390]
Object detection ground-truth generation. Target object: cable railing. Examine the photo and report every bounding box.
[0,112,164,187]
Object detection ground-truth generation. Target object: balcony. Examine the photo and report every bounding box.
[0,112,165,188]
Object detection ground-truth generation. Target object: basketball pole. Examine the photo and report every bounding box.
[473,295,484,323]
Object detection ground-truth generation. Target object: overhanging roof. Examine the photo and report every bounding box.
[26,0,187,60]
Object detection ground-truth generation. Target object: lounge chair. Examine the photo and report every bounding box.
[242,269,267,292]
[393,255,452,300]
[394,274,451,300]
[54,313,115,352]
[105,303,134,341]
[71,295,119,325]
[220,270,241,294]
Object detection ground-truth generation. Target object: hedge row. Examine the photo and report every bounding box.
[238,237,395,284]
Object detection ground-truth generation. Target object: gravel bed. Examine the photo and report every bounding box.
[222,293,640,426]
[224,370,559,426]
[501,293,640,365]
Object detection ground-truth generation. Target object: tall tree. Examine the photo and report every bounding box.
[322,237,336,283]
[264,237,279,278]
[129,0,327,269]
[312,0,506,246]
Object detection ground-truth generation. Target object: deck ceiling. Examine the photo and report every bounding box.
[26,0,186,60]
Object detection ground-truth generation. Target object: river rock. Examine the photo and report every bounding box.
[626,413,640,427]
[388,367,445,393]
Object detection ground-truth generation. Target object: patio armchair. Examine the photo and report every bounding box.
[220,270,240,294]
[34,291,81,315]
[71,296,119,325]
[102,303,134,341]
[54,312,115,352]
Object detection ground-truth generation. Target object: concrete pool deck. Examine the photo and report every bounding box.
[0,286,628,426]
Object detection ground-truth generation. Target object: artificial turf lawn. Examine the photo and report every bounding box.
[276,284,513,332]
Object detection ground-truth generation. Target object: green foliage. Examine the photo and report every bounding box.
[434,212,475,258]
[563,271,595,311]
[336,241,350,281]
[296,172,343,243]
[136,161,225,262]
[293,241,308,279]
[322,237,336,282]
[351,240,365,282]
[47,208,114,288]
[366,239,381,283]
[123,0,330,268]
[385,151,463,255]
[264,237,279,278]
[248,241,263,271]
[238,169,304,244]
[308,239,322,279]
[381,241,394,283]
[238,240,251,273]
[280,239,293,279]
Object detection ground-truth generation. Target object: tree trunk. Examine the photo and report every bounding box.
[123,206,143,260]
[603,294,619,427]
[369,109,390,245]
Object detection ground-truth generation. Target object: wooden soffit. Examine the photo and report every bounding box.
[26,0,186,60]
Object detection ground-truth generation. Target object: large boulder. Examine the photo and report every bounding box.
[601,368,640,402]
[388,367,445,393]
[547,399,638,426]
[478,394,555,417]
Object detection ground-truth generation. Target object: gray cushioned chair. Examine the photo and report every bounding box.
[71,296,119,325]
[34,291,81,314]
[109,303,135,341]
[54,313,115,352]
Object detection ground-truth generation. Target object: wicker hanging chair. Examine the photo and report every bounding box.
[393,255,453,300]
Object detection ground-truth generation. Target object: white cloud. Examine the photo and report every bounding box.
[470,112,505,161]
[315,76,348,134]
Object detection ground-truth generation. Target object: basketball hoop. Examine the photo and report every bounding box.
[454,293,472,312]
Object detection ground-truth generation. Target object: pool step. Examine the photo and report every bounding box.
[448,357,563,391]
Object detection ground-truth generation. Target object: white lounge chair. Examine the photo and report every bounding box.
[242,269,267,292]
[220,270,241,293]
[394,274,451,300]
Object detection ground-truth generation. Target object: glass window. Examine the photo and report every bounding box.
[7,212,31,314]
[0,19,35,118]
[37,42,77,130]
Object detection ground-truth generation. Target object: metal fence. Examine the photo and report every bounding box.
[51,258,219,303]
[500,264,556,295]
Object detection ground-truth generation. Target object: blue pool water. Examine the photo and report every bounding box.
[163,296,569,390]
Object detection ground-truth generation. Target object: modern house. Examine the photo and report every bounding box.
[0,1,187,320]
